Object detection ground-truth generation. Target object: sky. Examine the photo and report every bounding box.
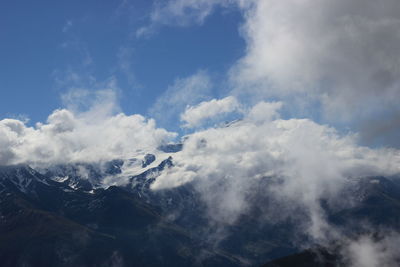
[2,0,400,146]
[0,0,244,129]
[1,0,400,163]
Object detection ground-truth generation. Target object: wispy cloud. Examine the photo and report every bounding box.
[136,0,237,37]
[62,20,73,33]
[343,231,400,267]
[148,70,213,129]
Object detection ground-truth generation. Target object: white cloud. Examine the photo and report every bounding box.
[0,89,176,166]
[344,232,400,267]
[149,70,213,129]
[180,96,241,128]
[231,0,400,121]
[246,101,282,124]
[153,101,400,235]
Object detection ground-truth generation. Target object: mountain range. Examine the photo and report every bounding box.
[1,144,400,266]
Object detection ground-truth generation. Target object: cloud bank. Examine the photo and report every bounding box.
[2,91,400,266]
[0,90,176,166]
[154,101,400,230]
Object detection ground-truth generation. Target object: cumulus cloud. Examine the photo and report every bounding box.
[0,89,176,166]
[246,101,282,124]
[149,70,213,129]
[232,0,400,117]
[180,96,241,128]
[153,101,400,234]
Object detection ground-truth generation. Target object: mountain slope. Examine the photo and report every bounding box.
[1,162,400,266]
[0,165,240,267]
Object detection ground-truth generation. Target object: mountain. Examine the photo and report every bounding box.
[262,246,340,267]
[0,164,241,267]
[262,176,400,267]
[325,176,400,234]
[1,148,400,266]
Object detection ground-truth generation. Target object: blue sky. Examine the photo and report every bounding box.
[0,0,244,125]
[1,0,400,147]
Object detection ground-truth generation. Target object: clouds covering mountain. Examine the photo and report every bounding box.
[1,94,400,266]
[2,0,400,266]
[0,90,175,166]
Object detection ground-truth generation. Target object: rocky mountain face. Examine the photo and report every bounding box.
[1,145,400,266]
[0,168,239,266]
